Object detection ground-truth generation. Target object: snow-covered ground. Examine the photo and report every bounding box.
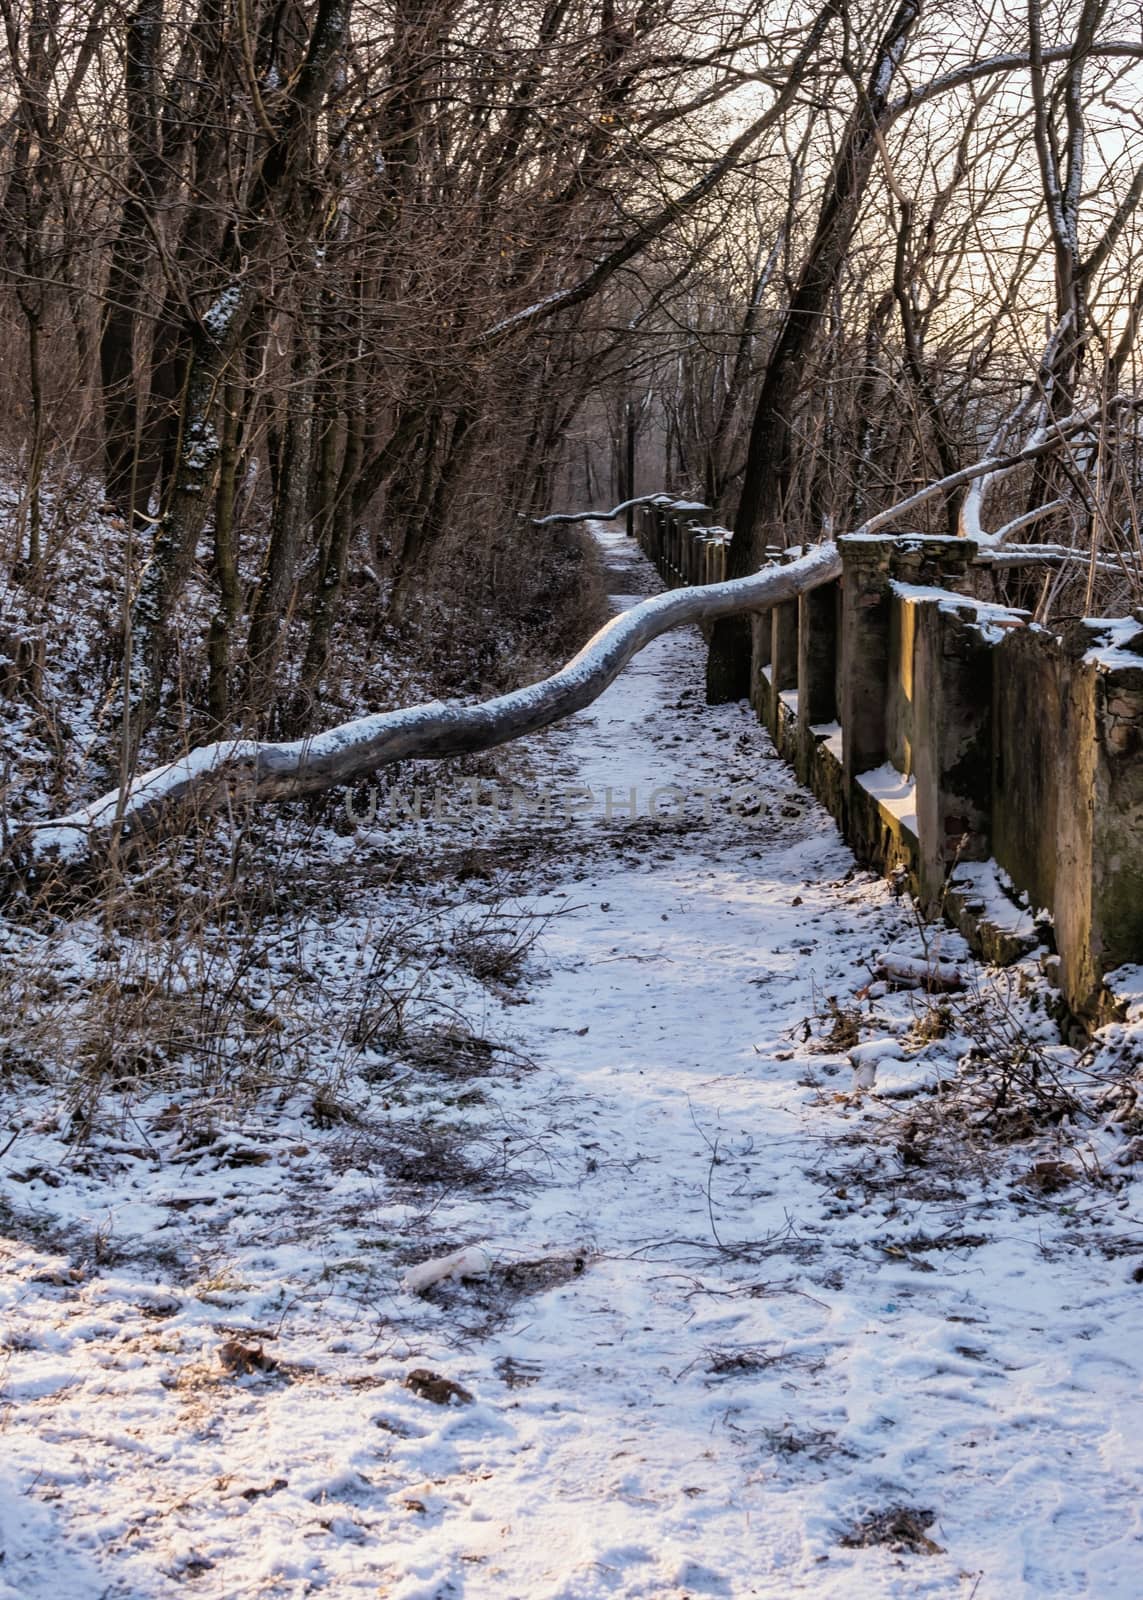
[2,526,1143,1598]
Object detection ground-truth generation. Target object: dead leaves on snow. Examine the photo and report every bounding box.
[1020,1158,1079,1194]
[841,1504,945,1556]
[218,1338,277,1377]
[403,1368,474,1406]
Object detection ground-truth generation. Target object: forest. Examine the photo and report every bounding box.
[2,0,1141,777]
[1,3,1143,1597]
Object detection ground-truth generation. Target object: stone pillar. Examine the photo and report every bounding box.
[797,582,838,725]
[796,580,839,786]
[838,533,980,781]
[1055,622,1143,1018]
[770,598,798,685]
[684,527,698,584]
[992,627,1061,918]
[765,600,799,751]
[838,533,983,876]
[658,509,672,576]
[670,515,684,582]
[745,568,771,717]
[669,505,709,587]
[651,504,668,574]
[912,599,995,911]
[691,528,708,584]
[838,535,895,783]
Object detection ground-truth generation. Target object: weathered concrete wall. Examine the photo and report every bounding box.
[992,627,1063,919]
[636,515,1143,1022]
[1053,623,1143,1016]
[912,599,994,910]
[886,593,917,778]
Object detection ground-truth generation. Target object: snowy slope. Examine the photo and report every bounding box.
[1,525,1142,1598]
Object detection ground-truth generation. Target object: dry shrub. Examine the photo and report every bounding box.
[0,815,464,1124]
[449,903,552,988]
[413,519,613,693]
[841,1506,944,1556]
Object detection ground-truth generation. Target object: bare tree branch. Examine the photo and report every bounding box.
[859,393,1142,541]
[481,0,843,343]
[889,37,1143,118]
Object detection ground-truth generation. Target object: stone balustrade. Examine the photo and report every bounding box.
[636,508,1143,1024]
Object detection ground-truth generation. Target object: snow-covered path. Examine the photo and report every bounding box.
[2,526,1143,1598]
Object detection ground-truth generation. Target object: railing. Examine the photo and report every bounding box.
[636,500,1143,1024]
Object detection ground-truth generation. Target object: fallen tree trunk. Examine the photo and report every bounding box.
[532,493,675,527]
[17,540,843,873]
[21,397,1135,880]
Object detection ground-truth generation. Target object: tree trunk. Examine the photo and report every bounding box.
[206,380,245,730]
[706,0,922,702]
[99,0,164,520]
[245,318,318,708]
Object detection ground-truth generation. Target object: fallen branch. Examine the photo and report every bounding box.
[532,493,677,527]
[875,953,965,993]
[18,541,843,872]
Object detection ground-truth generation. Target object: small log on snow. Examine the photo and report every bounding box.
[875,953,965,992]
[17,541,843,872]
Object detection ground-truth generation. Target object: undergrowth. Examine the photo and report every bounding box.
[0,492,609,1135]
[0,799,555,1139]
[802,939,1143,1208]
